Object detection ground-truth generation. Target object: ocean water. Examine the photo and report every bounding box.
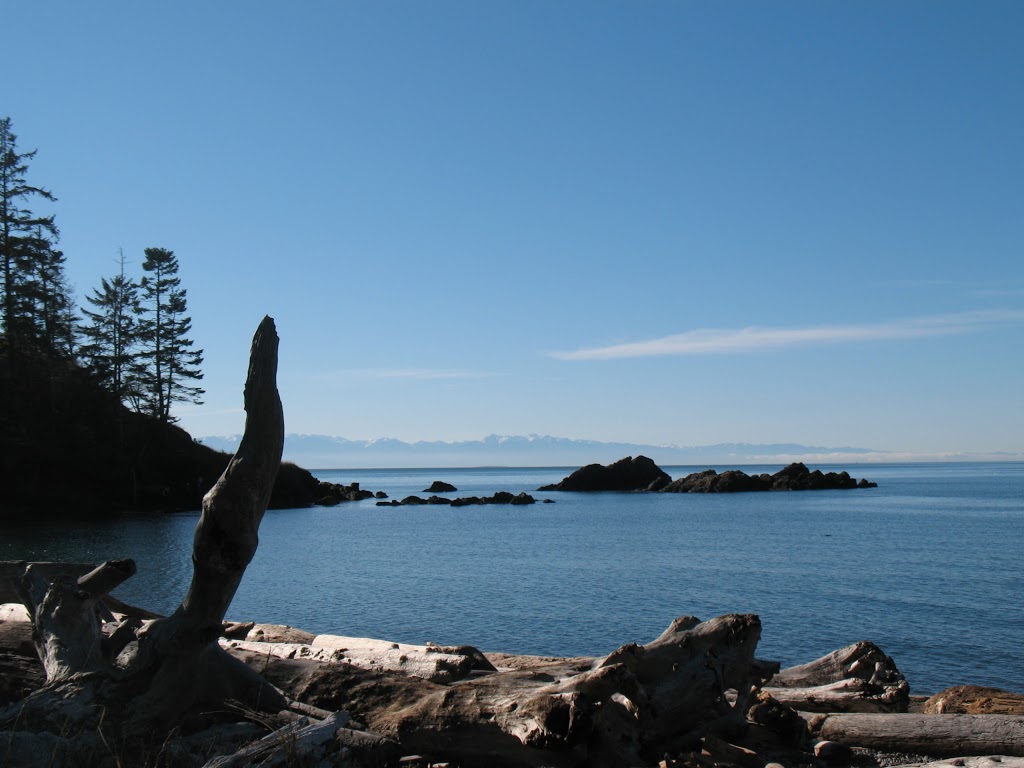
[1,462,1021,695]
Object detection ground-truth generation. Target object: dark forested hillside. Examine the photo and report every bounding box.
[0,337,339,516]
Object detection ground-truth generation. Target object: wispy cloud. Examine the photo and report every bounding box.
[551,309,1024,361]
[327,368,497,381]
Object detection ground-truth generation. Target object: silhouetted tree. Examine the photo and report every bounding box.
[20,230,75,353]
[0,117,61,349]
[136,247,203,422]
[81,249,141,402]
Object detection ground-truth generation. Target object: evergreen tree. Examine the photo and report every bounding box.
[136,247,203,422]
[81,249,140,402]
[0,117,60,348]
[20,228,75,352]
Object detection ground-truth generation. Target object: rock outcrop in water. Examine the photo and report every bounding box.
[538,455,672,491]
[377,491,539,507]
[540,458,876,494]
[661,462,877,493]
[423,480,457,492]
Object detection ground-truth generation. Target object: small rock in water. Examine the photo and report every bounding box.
[423,481,457,493]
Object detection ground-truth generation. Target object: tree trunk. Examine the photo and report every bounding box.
[764,677,908,714]
[220,633,495,684]
[767,640,909,713]
[900,759,1024,768]
[812,713,1024,757]
[770,640,906,689]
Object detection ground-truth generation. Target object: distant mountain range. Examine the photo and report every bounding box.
[197,433,906,469]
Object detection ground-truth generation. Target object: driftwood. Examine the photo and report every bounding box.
[901,759,1024,768]
[228,613,777,767]
[0,317,291,764]
[811,712,1024,757]
[765,640,909,713]
[201,711,351,768]
[0,619,44,708]
[222,633,495,683]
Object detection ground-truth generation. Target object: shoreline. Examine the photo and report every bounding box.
[5,600,1024,767]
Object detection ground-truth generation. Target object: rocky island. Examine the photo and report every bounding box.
[540,456,877,493]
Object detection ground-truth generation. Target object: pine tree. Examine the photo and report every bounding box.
[0,117,60,348]
[20,229,75,352]
[136,247,204,422]
[81,249,140,402]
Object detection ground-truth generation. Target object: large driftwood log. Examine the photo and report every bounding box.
[231,614,778,768]
[222,633,494,683]
[812,712,1024,757]
[766,676,908,714]
[766,640,909,713]
[901,759,1024,768]
[201,711,351,768]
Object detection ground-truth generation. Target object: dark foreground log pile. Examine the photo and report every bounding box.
[6,596,1024,767]
[1,318,1020,767]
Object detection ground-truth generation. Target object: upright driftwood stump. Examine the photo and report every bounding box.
[0,317,289,762]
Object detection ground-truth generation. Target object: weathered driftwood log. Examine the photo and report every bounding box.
[901,758,1024,768]
[0,566,162,623]
[811,712,1024,757]
[0,619,44,707]
[231,614,777,768]
[201,711,351,768]
[222,633,495,684]
[766,640,909,713]
[0,317,291,762]
[766,677,907,714]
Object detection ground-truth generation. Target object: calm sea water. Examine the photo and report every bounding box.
[1,462,1021,695]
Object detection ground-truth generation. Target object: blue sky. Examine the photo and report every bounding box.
[6,1,1023,455]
